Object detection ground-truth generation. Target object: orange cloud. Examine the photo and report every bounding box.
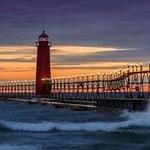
[0,45,141,80]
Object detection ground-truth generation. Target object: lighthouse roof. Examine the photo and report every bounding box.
[39,30,49,38]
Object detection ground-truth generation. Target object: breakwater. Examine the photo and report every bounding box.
[0,96,149,112]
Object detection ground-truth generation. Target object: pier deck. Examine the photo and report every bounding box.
[0,97,149,112]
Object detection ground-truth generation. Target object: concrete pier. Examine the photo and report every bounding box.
[0,97,149,112]
[97,98,149,112]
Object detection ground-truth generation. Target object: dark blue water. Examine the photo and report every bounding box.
[0,100,150,150]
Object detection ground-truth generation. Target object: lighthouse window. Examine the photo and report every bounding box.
[40,37,48,41]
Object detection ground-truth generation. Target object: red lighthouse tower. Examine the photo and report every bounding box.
[36,31,51,95]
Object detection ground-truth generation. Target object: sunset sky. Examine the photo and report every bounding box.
[0,0,150,80]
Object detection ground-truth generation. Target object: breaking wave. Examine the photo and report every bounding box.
[1,102,150,132]
[0,110,150,132]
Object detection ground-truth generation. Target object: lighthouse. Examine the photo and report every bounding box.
[36,31,51,95]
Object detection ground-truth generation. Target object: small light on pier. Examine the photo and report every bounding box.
[41,78,46,81]
[139,63,143,72]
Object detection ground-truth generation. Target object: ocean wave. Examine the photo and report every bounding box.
[0,144,37,150]
[0,112,150,132]
[1,104,150,132]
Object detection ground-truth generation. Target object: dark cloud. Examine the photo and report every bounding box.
[0,0,150,49]
[0,47,149,67]
[52,48,150,65]
[0,50,35,55]
[0,57,35,63]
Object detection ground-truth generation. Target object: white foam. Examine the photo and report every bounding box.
[1,114,150,132]
[0,144,37,150]
[1,102,150,132]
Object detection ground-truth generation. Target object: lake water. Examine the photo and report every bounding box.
[0,100,150,150]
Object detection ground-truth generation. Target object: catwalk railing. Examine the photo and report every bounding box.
[0,63,150,100]
[0,80,35,98]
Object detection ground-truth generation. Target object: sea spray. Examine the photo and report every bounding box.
[1,114,150,132]
[1,102,150,132]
